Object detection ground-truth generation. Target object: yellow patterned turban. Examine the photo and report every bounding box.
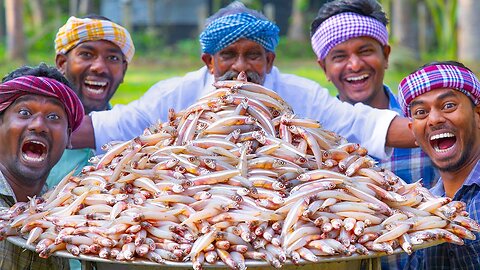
[55,16,135,63]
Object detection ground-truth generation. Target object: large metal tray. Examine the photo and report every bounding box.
[7,236,444,268]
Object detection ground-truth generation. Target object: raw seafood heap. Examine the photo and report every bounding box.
[1,73,479,269]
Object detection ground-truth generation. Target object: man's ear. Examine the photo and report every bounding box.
[317,59,330,81]
[66,128,73,149]
[383,45,391,69]
[55,54,68,75]
[407,121,419,146]
[317,59,327,73]
[474,104,480,129]
[266,52,275,73]
[120,61,128,84]
[201,53,214,74]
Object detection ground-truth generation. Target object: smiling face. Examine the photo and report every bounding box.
[0,95,70,186]
[319,37,390,108]
[408,88,480,172]
[56,40,127,114]
[201,38,275,85]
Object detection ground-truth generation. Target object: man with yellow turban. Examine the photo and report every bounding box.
[46,14,134,190]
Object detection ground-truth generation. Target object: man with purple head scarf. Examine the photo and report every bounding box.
[400,61,480,270]
[0,63,83,270]
[72,1,414,163]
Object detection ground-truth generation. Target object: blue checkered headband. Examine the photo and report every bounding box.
[200,13,280,54]
[311,12,388,60]
[398,64,480,117]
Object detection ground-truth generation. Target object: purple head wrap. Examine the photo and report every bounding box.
[398,64,480,117]
[311,12,388,60]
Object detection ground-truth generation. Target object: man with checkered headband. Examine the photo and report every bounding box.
[400,61,480,269]
[310,0,438,209]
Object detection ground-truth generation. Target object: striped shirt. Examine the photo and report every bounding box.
[404,160,480,270]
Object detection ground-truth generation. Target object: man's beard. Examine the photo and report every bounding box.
[217,71,263,85]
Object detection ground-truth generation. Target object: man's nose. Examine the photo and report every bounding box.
[232,56,248,72]
[427,109,446,126]
[90,56,108,74]
[28,115,47,133]
[347,54,362,72]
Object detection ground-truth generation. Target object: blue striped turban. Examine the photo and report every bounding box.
[200,13,280,55]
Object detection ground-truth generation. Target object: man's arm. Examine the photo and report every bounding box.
[386,116,416,148]
[71,115,95,149]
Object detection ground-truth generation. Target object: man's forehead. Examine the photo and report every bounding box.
[327,37,383,58]
[72,40,124,54]
[13,94,65,108]
[410,89,460,105]
[217,39,266,53]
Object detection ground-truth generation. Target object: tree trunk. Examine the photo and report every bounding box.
[458,0,480,72]
[287,0,306,41]
[392,0,419,60]
[70,0,79,15]
[79,0,94,16]
[0,2,5,41]
[29,0,44,28]
[5,0,25,61]
[121,0,132,32]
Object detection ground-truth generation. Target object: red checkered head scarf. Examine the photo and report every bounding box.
[398,64,480,117]
[0,75,84,131]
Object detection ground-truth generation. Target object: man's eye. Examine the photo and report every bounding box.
[47,113,60,120]
[79,51,93,58]
[247,53,261,60]
[220,52,235,59]
[443,102,456,110]
[412,108,427,119]
[359,49,373,55]
[107,55,122,62]
[331,55,346,62]
[18,109,31,116]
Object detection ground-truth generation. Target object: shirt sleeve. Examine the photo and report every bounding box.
[91,78,182,152]
[275,73,396,159]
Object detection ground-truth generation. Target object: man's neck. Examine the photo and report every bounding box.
[441,158,480,198]
[0,168,44,202]
[367,86,390,109]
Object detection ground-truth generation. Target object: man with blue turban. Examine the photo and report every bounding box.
[72,1,414,160]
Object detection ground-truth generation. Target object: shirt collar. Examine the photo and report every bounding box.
[333,85,402,113]
[0,170,16,200]
[430,159,480,197]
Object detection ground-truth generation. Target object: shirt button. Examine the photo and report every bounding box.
[449,251,455,256]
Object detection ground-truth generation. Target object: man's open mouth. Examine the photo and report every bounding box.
[345,74,369,84]
[84,80,107,95]
[21,140,47,162]
[430,132,456,153]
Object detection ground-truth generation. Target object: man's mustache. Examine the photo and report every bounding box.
[217,71,262,84]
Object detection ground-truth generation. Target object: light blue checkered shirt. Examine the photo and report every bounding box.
[404,160,480,270]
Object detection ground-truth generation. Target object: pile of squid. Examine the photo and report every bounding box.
[1,72,479,269]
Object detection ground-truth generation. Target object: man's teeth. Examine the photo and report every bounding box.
[431,132,455,153]
[22,153,45,162]
[346,74,369,82]
[430,133,455,141]
[433,144,453,153]
[85,80,107,87]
